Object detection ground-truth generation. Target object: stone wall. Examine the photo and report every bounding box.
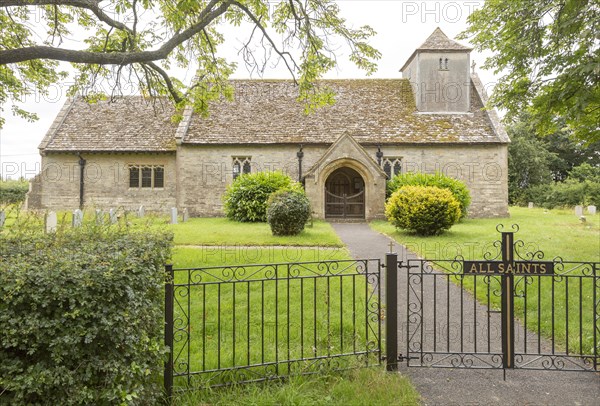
[34,152,177,212]
[363,143,509,218]
[176,144,323,216]
[177,142,509,219]
[408,51,471,113]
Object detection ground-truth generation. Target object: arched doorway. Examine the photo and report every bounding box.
[325,167,365,219]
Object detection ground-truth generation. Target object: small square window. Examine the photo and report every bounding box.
[128,165,165,189]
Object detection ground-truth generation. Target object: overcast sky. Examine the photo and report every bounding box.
[0,0,497,180]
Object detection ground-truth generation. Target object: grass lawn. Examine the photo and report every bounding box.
[173,368,420,405]
[170,217,344,247]
[370,206,599,262]
[371,206,599,355]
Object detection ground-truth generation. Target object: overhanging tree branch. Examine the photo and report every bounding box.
[0,0,230,65]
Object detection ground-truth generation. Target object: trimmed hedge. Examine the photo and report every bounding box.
[0,180,29,204]
[223,171,303,222]
[387,172,471,219]
[385,186,461,236]
[0,223,172,405]
[267,189,311,236]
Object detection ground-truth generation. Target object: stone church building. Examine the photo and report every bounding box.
[26,28,509,220]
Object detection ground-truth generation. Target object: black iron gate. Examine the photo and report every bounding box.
[164,259,381,397]
[385,225,599,372]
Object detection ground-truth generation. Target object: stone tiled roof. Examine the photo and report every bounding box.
[40,77,506,153]
[417,27,472,51]
[400,28,472,72]
[183,79,504,145]
[40,97,178,152]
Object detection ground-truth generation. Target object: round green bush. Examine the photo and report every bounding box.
[385,186,461,236]
[266,189,311,236]
[387,172,471,219]
[223,171,303,222]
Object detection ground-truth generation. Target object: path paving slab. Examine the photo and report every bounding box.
[331,223,600,406]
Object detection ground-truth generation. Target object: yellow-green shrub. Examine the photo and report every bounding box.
[385,186,461,236]
[387,172,471,219]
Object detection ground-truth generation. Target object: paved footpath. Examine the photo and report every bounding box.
[331,223,600,406]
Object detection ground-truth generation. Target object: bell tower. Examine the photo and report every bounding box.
[400,27,472,113]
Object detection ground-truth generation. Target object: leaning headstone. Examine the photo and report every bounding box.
[182,208,189,222]
[95,209,104,225]
[72,209,83,227]
[575,205,583,217]
[0,211,5,228]
[138,205,145,218]
[170,207,178,224]
[45,211,57,233]
[587,205,597,215]
[528,202,534,209]
[109,208,118,224]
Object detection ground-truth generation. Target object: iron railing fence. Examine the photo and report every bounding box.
[164,259,382,395]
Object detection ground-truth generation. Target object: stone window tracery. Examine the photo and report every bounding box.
[232,157,252,179]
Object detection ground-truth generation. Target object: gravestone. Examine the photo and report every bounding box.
[45,211,57,233]
[72,209,83,227]
[528,202,534,209]
[588,205,597,215]
[170,207,178,224]
[138,205,145,218]
[109,208,118,224]
[575,205,583,217]
[0,210,5,228]
[95,209,104,225]
[182,208,189,222]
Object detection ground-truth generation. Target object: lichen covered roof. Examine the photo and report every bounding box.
[41,97,178,152]
[183,79,502,145]
[40,78,505,152]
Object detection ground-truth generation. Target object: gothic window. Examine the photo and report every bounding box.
[233,157,252,180]
[381,157,402,179]
[129,165,165,189]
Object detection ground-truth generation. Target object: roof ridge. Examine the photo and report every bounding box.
[417,27,472,51]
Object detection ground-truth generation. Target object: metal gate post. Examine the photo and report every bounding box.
[500,232,515,369]
[385,253,399,371]
[164,264,174,404]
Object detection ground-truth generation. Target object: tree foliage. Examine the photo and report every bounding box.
[0,0,380,128]
[460,0,600,143]
[507,114,600,205]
